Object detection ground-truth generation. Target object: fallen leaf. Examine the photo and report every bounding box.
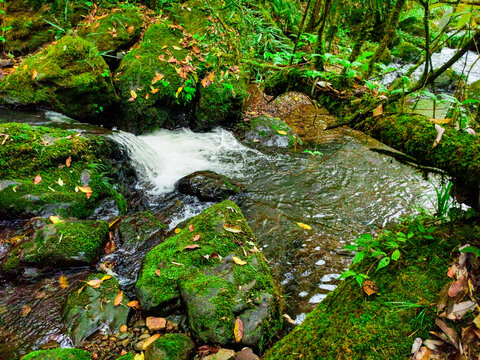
[150,86,160,94]
[201,72,215,88]
[114,291,123,306]
[432,124,445,148]
[447,266,456,278]
[101,275,111,281]
[184,244,200,250]
[59,275,69,289]
[151,72,164,84]
[174,228,181,234]
[145,93,150,100]
[130,89,137,99]
[32,69,38,79]
[224,224,243,233]
[448,277,465,298]
[127,300,140,309]
[193,234,201,241]
[155,269,161,276]
[86,279,103,288]
[49,216,63,224]
[189,224,194,232]
[127,25,135,33]
[373,104,383,117]
[134,353,144,360]
[120,324,128,333]
[143,334,160,350]
[297,222,312,230]
[175,86,184,98]
[283,314,296,325]
[435,318,459,349]
[411,337,422,356]
[233,256,247,265]
[447,300,476,320]
[429,118,452,124]
[105,239,115,254]
[197,345,219,357]
[57,178,64,186]
[277,130,288,135]
[77,186,93,199]
[66,156,72,167]
[21,305,31,317]
[362,279,377,296]
[234,317,243,343]
[34,174,42,185]
[415,346,431,360]
[466,127,477,135]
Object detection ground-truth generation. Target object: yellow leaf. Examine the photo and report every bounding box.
[32,69,38,79]
[87,279,103,288]
[145,93,150,100]
[77,186,93,199]
[373,104,383,117]
[175,86,184,98]
[134,353,144,360]
[59,275,69,289]
[109,218,120,228]
[150,86,160,94]
[277,130,287,135]
[151,72,164,84]
[429,118,452,125]
[297,222,312,230]
[101,275,112,281]
[223,224,243,233]
[130,89,137,99]
[233,256,247,266]
[49,216,63,224]
[174,228,181,234]
[114,291,123,306]
[173,45,182,51]
[143,334,160,350]
[120,324,128,333]
[234,317,243,343]
[77,285,86,294]
[127,300,140,309]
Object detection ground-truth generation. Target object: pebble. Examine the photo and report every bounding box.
[146,316,167,332]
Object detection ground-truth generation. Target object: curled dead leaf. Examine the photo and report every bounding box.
[184,244,200,250]
[234,317,243,343]
[66,156,72,167]
[193,234,201,241]
[114,291,123,306]
[224,224,242,233]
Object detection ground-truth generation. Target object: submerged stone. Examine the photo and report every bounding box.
[175,170,241,202]
[144,333,195,360]
[136,201,281,349]
[0,35,117,120]
[240,116,299,149]
[63,273,131,345]
[21,348,92,360]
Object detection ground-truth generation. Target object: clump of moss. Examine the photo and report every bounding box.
[21,348,92,360]
[0,123,126,219]
[0,35,117,120]
[136,200,281,349]
[392,42,419,62]
[263,220,478,360]
[77,7,144,53]
[144,333,195,360]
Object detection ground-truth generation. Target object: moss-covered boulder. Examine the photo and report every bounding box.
[175,171,241,202]
[0,35,117,120]
[136,201,281,350]
[21,348,92,360]
[238,116,299,150]
[392,42,419,62]
[0,123,126,220]
[114,3,247,133]
[144,333,195,360]
[63,273,131,345]
[1,219,108,273]
[262,221,477,360]
[77,7,144,54]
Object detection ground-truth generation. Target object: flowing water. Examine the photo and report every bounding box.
[0,109,441,357]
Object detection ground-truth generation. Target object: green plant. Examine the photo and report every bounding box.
[428,180,454,220]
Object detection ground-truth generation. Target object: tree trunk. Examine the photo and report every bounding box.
[306,0,324,32]
[314,0,333,70]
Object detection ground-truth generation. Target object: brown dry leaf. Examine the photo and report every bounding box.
[447,266,456,278]
[415,347,431,360]
[223,224,243,233]
[234,317,243,343]
[143,334,160,350]
[435,318,459,349]
[158,55,166,61]
[150,86,160,94]
[145,93,150,100]
[193,234,201,241]
[233,256,247,266]
[120,324,128,333]
[168,56,178,64]
[432,124,445,148]
[446,300,476,320]
[448,277,465,298]
[59,275,69,289]
[197,345,219,357]
[87,279,103,288]
[155,269,161,276]
[201,72,215,88]
[189,224,194,232]
[362,280,377,296]
[184,244,200,250]
[21,305,31,317]
[34,174,42,185]
[105,239,115,255]
[283,314,296,325]
[66,156,72,167]
[127,300,140,309]
[78,186,93,199]
[151,72,164,84]
[373,104,383,117]
[127,25,135,33]
[473,313,480,329]
[114,291,123,306]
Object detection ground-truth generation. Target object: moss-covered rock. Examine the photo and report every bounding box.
[63,273,131,345]
[0,35,117,120]
[21,348,92,360]
[392,42,419,62]
[0,123,126,219]
[1,219,108,272]
[468,79,480,101]
[144,333,195,360]
[175,171,241,202]
[77,7,144,54]
[136,200,281,350]
[263,220,477,360]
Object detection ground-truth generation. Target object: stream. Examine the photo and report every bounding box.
[0,109,441,357]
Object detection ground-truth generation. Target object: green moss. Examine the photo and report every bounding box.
[0,123,126,219]
[263,220,477,360]
[115,354,134,360]
[21,348,92,360]
[392,42,419,62]
[0,35,117,120]
[77,7,144,53]
[144,333,194,360]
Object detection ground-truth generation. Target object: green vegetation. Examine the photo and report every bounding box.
[21,348,92,360]
[144,333,195,360]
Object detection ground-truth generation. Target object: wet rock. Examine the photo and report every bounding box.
[144,333,195,360]
[203,348,236,360]
[0,35,117,120]
[146,317,167,332]
[21,348,92,359]
[1,220,108,273]
[136,201,281,350]
[240,116,300,150]
[175,171,241,202]
[235,348,260,360]
[392,42,419,62]
[63,273,131,345]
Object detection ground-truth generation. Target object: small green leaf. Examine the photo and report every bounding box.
[339,270,356,279]
[376,257,391,271]
[460,246,480,258]
[392,249,401,261]
[343,244,358,251]
[371,250,387,258]
[353,251,365,264]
